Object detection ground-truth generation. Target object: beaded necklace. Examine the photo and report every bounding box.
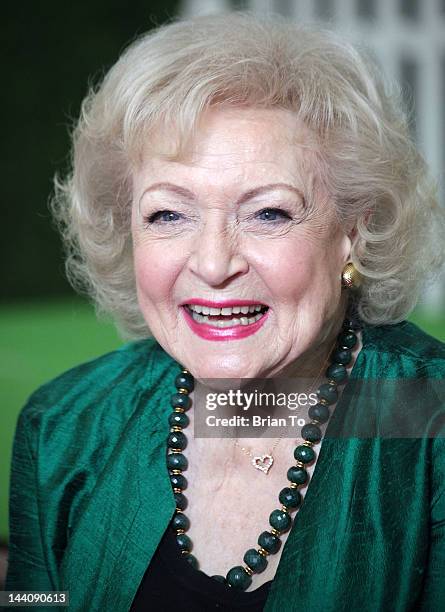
[166,316,360,591]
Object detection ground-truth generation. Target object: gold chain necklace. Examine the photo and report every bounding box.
[232,340,337,474]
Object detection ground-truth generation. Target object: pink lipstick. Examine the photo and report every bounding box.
[180,299,270,341]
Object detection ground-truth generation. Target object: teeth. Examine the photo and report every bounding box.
[188,310,266,327]
[187,303,266,316]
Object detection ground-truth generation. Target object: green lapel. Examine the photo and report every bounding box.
[59,351,178,611]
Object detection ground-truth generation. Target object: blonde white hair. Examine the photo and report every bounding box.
[52,11,445,337]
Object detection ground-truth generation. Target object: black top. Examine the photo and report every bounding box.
[130,527,273,611]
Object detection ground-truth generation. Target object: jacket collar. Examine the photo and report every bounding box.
[60,344,179,610]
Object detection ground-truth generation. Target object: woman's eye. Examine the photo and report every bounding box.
[256,208,291,222]
[146,210,181,224]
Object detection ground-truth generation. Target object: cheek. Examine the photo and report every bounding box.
[133,244,177,303]
[251,240,321,299]
[250,232,344,303]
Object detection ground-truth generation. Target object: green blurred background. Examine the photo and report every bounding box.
[1,0,445,548]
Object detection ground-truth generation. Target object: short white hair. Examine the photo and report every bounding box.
[52,11,445,337]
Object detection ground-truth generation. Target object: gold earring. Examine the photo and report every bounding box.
[341,262,362,289]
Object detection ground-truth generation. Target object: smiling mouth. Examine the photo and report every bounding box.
[183,304,269,328]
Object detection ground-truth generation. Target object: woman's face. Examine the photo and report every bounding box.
[131,107,352,380]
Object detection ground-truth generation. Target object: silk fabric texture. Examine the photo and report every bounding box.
[5,321,445,611]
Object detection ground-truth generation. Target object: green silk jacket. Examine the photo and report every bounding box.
[5,321,445,611]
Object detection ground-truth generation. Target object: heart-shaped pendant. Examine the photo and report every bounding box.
[252,454,274,474]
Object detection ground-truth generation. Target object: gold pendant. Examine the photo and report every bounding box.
[252,454,274,474]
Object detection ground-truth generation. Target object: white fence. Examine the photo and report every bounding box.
[181,0,445,313]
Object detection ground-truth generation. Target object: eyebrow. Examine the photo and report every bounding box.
[236,183,305,206]
[139,182,195,203]
[139,181,305,206]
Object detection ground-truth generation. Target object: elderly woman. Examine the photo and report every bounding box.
[5,12,445,612]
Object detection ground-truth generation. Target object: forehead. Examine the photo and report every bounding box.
[133,107,320,191]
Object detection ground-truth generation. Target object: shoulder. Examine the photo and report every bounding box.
[356,320,445,444]
[361,320,445,377]
[17,337,177,437]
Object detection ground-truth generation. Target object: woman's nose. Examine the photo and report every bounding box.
[188,222,249,286]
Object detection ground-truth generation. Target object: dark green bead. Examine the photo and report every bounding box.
[301,423,322,443]
[317,383,338,405]
[186,553,199,569]
[269,509,291,533]
[212,575,226,583]
[332,349,352,365]
[170,392,191,410]
[167,453,188,471]
[338,331,357,349]
[175,372,195,392]
[174,492,187,510]
[168,412,190,428]
[243,549,267,573]
[167,431,187,451]
[308,403,330,424]
[226,566,252,591]
[176,533,192,551]
[279,487,302,509]
[326,363,347,384]
[170,473,187,490]
[258,531,281,554]
[171,512,190,531]
[294,445,316,464]
[287,466,308,485]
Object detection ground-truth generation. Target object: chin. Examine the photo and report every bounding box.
[189,356,263,383]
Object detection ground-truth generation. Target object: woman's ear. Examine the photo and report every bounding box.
[348,209,371,258]
[340,230,353,263]
[348,225,358,243]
